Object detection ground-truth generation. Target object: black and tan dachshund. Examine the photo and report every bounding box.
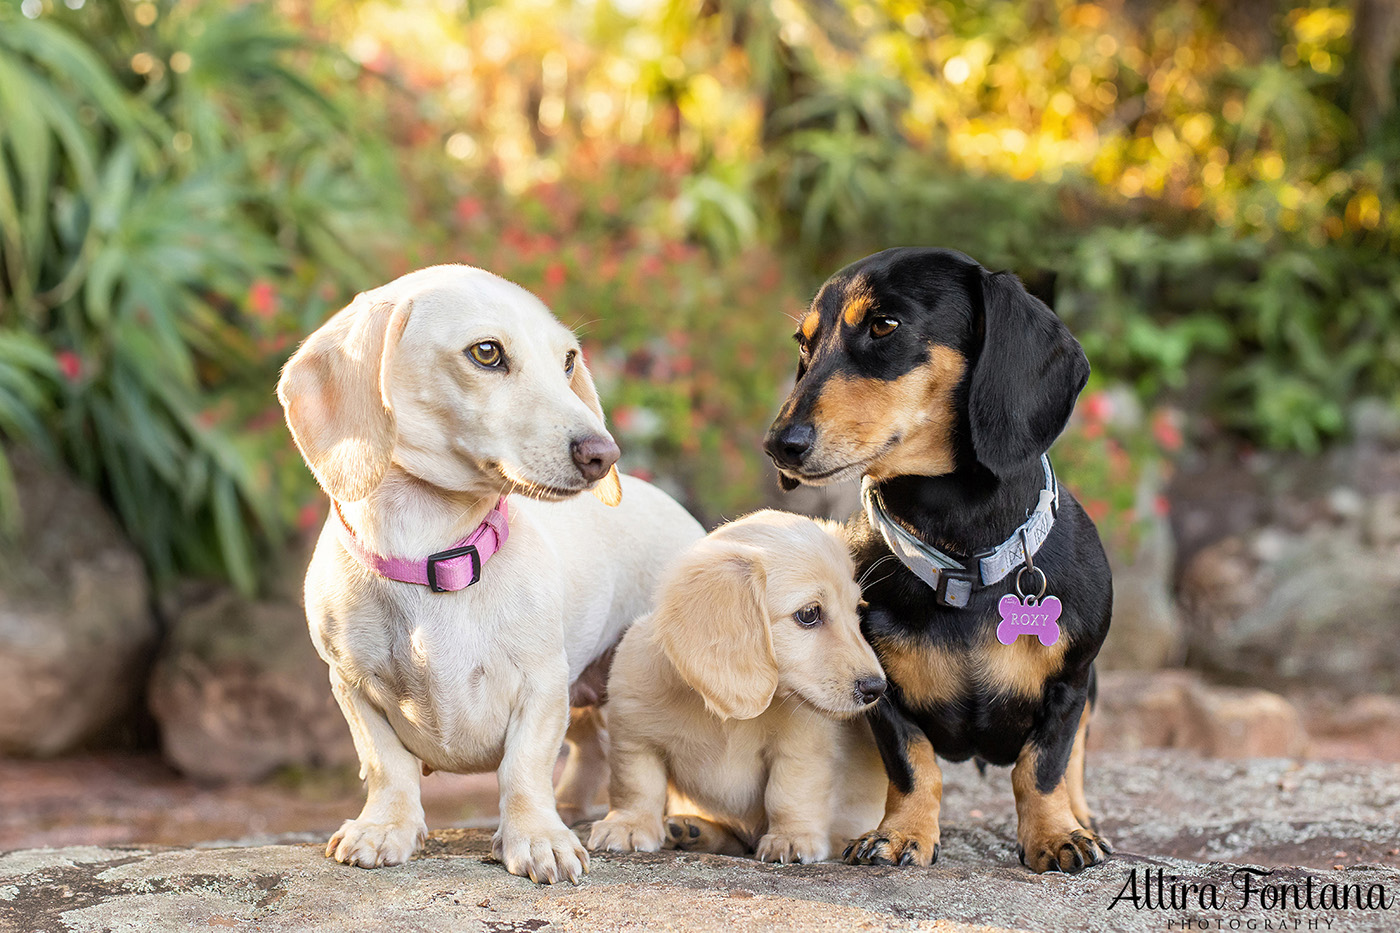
[764,247,1112,874]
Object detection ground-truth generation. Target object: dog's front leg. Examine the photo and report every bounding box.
[1012,678,1111,874]
[326,677,428,868]
[494,666,589,884]
[586,734,667,853]
[845,701,942,867]
[755,732,837,864]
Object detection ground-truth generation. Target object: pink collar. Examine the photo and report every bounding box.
[333,498,510,592]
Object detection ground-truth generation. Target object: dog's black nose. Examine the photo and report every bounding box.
[765,423,815,468]
[855,676,887,705]
[571,435,620,482]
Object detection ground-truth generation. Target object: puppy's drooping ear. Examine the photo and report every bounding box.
[652,538,777,720]
[967,271,1090,474]
[570,355,622,507]
[277,296,413,503]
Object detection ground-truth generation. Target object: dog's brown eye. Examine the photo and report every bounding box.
[468,341,504,368]
[794,605,823,628]
[564,350,577,376]
[870,317,899,338]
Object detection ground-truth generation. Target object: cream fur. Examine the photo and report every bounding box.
[589,510,888,863]
[278,264,703,883]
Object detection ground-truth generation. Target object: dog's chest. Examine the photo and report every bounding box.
[324,580,561,770]
[868,600,1069,761]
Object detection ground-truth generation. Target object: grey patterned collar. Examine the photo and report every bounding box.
[860,455,1058,609]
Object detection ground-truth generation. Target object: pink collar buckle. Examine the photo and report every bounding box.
[333,497,510,592]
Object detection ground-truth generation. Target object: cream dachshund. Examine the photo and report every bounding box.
[588,510,889,863]
[277,264,703,884]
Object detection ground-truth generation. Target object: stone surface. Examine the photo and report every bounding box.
[1092,670,1308,758]
[3,752,1399,932]
[1098,508,1184,671]
[0,450,154,757]
[1297,693,1400,762]
[1179,528,1400,694]
[147,582,355,783]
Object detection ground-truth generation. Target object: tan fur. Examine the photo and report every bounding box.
[874,617,1066,708]
[874,636,968,708]
[1012,742,1109,873]
[650,538,777,721]
[978,634,1069,699]
[278,264,704,884]
[590,511,889,863]
[803,346,966,483]
[1065,704,1093,830]
[801,311,821,342]
[279,297,413,503]
[848,735,942,867]
[841,286,875,328]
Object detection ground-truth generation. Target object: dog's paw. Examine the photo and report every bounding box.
[1017,827,1111,874]
[843,829,940,867]
[587,812,664,853]
[493,820,589,885]
[325,818,427,868]
[663,815,746,855]
[756,831,828,865]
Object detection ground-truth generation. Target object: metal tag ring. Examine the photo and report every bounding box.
[1015,565,1048,602]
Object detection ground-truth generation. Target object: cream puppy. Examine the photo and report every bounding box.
[589,510,888,863]
[278,264,703,884]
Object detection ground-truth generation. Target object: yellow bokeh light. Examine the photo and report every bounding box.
[944,56,971,85]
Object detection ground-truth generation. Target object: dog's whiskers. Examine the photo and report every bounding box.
[857,555,898,588]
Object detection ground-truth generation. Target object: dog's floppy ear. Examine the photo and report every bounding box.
[569,355,622,506]
[967,271,1089,474]
[277,296,413,502]
[651,537,777,720]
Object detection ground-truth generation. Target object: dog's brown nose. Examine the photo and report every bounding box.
[571,435,620,482]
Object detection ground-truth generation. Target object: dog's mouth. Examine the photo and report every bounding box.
[776,436,901,488]
[492,466,588,502]
[792,687,878,721]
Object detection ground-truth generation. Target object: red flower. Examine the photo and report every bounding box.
[455,196,483,223]
[248,280,279,319]
[297,502,324,532]
[1082,391,1111,423]
[55,350,82,383]
[544,262,567,287]
[1085,499,1109,522]
[1152,409,1184,452]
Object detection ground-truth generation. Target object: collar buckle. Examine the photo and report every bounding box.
[425,543,482,593]
[935,568,977,608]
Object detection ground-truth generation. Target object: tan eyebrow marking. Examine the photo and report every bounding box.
[842,294,873,327]
[800,311,821,341]
[842,281,876,327]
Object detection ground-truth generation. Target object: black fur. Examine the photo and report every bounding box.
[766,247,1112,865]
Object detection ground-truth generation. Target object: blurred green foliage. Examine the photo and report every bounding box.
[0,0,399,590]
[2,0,1398,587]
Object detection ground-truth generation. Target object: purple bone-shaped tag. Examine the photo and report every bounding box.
[996,594,1062,647]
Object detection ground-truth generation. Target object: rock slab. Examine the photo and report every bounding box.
[0,450,153,757]
[3,752,1399,932]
